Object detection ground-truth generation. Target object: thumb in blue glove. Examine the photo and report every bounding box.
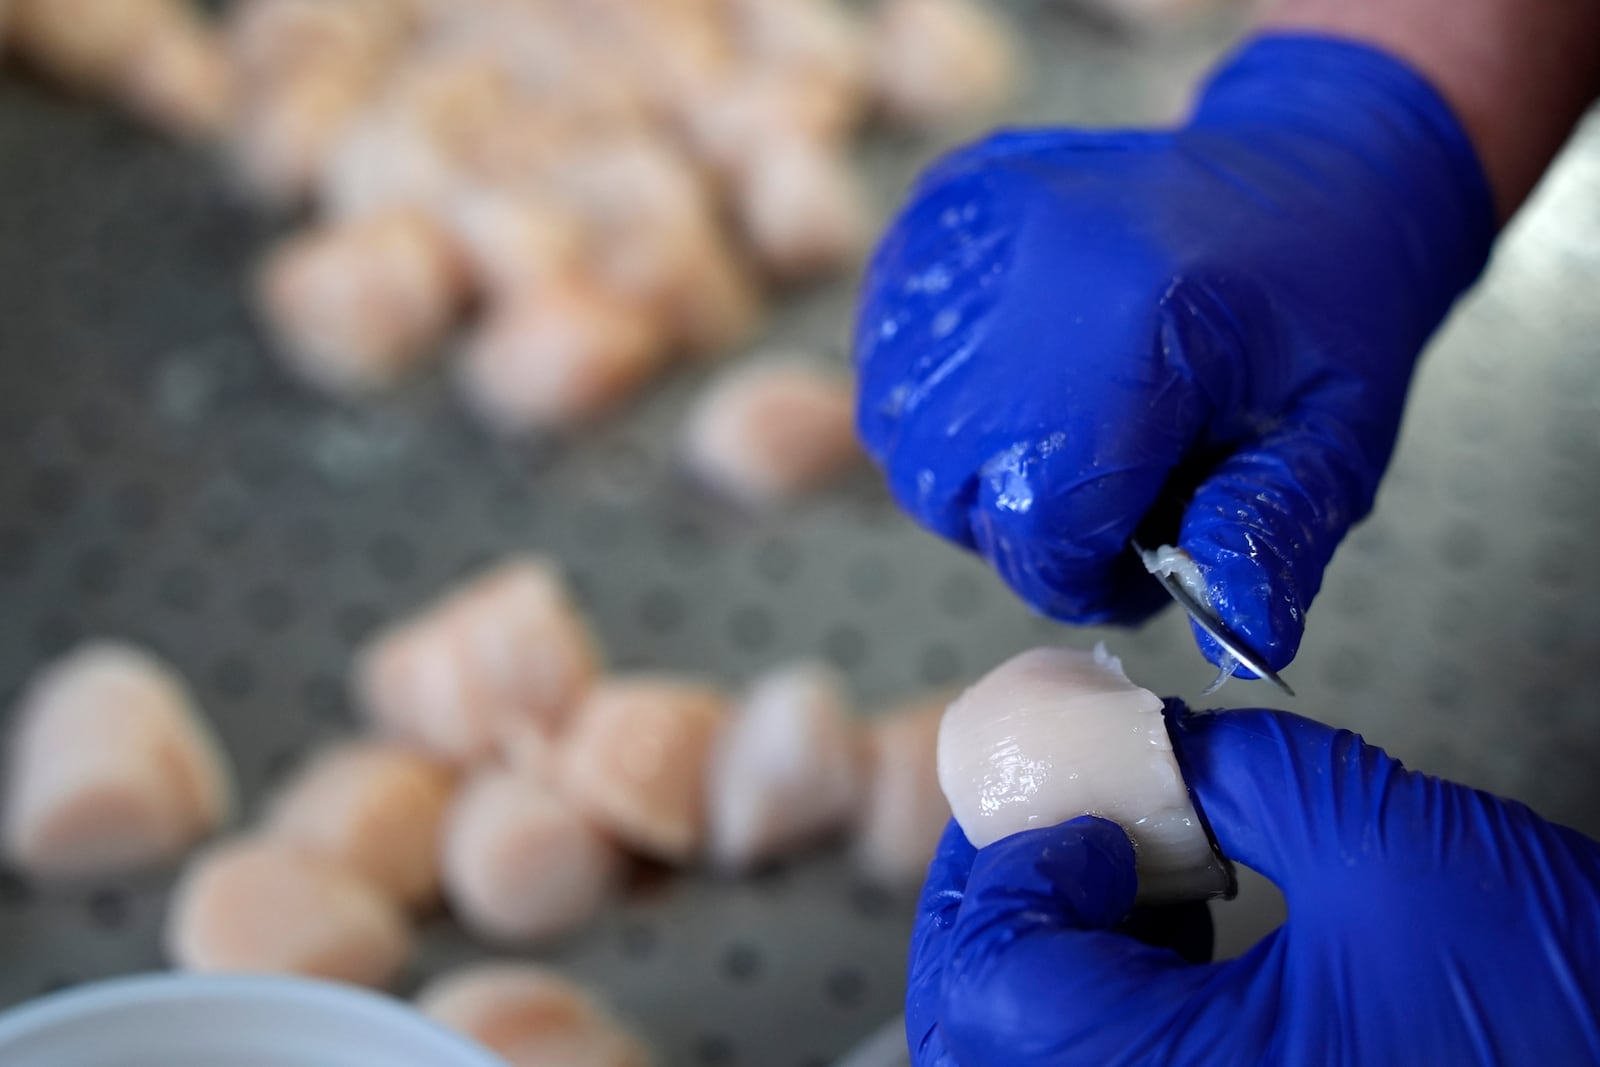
[908,708,1600,1066]
[854,35,1497,672]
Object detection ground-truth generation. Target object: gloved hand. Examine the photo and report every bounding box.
[854,35,1497,671]
[908,707,1600,1066]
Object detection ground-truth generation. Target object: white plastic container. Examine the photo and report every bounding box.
[0,973,505,1067]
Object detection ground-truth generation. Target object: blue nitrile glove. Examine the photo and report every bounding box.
[854,35,1497,671]
[907,707,1600,1066]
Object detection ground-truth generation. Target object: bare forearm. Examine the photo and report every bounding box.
[1263,0,1600,221]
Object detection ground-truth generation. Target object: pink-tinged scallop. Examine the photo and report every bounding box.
[264,741,457,913]
[355,556,601,765]
[6,0,180,93]
[230,68,380,205]
[728,0,870,109]
[257,208,468,394]
[681,357,860,507]
[227,0,412,90]
[117,14,235,141]
[870,0,1019,129]
[318,51,559,219]
[441,767,623,945]
[560,677,730,863]
[442,188,583,302]
[457,282,668,434]
[165,836,413,988]
[3,641,233,880]
[707,662,861,874]
[733,135,869,280]
[683,68,857,181]
[853,690,955,890]
[543,134,761,358]
[418,962,652,1067]
[223,0,416,204]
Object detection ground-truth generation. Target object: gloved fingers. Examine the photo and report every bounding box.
[1169,706,1387,892]
[938,817,1231,1067]
[1177,409,1378,673]
[907,821,977,1066]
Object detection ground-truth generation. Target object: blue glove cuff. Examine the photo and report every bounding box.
[1191,34,1497,317]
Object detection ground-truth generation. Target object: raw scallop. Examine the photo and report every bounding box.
[938,645,1232,902]
[728,0,870,111]
[543,134,757,355]
[257,207,468,394]
[441,767,623,945]
[264,741,456,912]
[418,962,652,1067]
[355,556,600,764]
[7,0,178,93]
[734,134,868,280]
[681,358,859,507]
[117,15,234,140]
[870,0,1018,128]
[457,282,666,433]
[165,836,413,988]
[560,677,729,863]
[3,642,233,879]
[706,663,860,873]
[225,0,415,203]
[853,691,952,889]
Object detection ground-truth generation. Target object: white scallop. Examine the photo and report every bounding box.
[937,644,1230,902]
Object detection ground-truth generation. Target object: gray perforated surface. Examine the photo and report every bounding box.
[2,5,1599,1066]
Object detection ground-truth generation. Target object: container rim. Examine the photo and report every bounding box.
[0,972,503,1066]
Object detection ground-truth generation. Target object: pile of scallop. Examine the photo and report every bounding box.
[1,556,954,1065]
[0,0,1019,437]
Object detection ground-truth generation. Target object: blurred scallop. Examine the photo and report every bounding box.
[682,357,860,507]
[854,690,954,890]
[264,741,457,913]
[165,836,413,988]
[117,14,235,140]
[457,281,667,433]
[3,642,233,880]
[356,556,601,765]
[418,962,652,1067]
[871,0,1019,129]
[257,207,469,394]
[707,662,861,874]
[7,0,180,92]
[734,135,869,280]
[560,677,730,863]
[441,767,624,945]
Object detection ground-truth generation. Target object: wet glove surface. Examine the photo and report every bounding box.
[908,707,1600,1066]
[854,35,1496,671]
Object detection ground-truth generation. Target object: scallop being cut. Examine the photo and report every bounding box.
[937,644,1233,902]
